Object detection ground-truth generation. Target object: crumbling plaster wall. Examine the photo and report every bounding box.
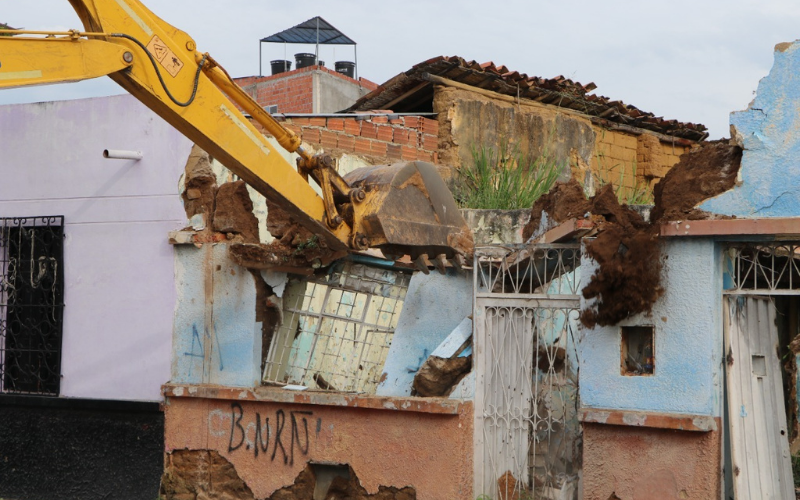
[376,270,474,398]
[164,396,473,499]
[579,237,723,499]
[433,86,690,192]
[580,238,723,415]
[701,40,800,217]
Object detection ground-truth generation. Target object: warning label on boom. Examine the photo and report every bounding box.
[146,35,184,78]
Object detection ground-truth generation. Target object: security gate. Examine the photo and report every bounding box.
[474,244,582,500]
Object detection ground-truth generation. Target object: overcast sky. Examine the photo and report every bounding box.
[3,0,800,139]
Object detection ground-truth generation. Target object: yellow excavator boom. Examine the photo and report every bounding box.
[0,0,473,265]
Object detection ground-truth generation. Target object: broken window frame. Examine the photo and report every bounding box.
[0,216,65,396]
[620,325,655,376]
[262,260,411,393]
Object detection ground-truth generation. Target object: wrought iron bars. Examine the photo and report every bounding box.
[476,243,582,298]
[0,216,65,396]
[725,242,800,294]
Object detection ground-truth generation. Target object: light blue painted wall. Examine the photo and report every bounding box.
[172,244,262,387]
[580,238,723,417]
[701,41,800,217]
[376,270,473,397]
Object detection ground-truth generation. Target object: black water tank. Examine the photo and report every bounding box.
[335,61,356,78]
[270,60,292,75]
[295,53,316,69]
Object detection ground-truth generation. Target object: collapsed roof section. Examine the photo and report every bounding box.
[345,55,708,142]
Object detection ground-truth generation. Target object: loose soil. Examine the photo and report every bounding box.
[524,140,742,328]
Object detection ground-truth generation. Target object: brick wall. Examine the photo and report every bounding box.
[233,66,379,114]
[258,115,440,164]
[591,127,691,195]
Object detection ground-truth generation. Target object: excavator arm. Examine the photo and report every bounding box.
[0,0,473,267]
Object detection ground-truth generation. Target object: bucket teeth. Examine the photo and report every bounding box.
[434,254,448,275]
[449,254,465,272]
[414,254,431,275]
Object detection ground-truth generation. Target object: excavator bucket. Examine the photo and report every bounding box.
[344,161,474,266]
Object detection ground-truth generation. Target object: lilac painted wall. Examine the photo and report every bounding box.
[0,95,192,402]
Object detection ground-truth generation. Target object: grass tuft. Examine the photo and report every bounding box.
[455,139,563,210]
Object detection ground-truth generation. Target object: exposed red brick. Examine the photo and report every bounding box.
[401,146,418,161]
[371,141,388,157]
[422,134,438,151]
[337,134,355,152]
[393,128,411,145]
[302,127,321,144]
[309,117,326,127]
[421,118,439,136]
[291,117,310,126]
[360,122,378,139]
[403,116,422,130]
[354,137,372,155]
[344,119,361,136]
[432,151,439,164]
[320,130,337,149]
[372,115,389,124]
[376,125,394,142]
[327,118,344,131]
[387,144,402,160]
[389,118,404,125]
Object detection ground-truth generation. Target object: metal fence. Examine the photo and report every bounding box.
[0,216,65,396]
[474,244,582,500]
[725,242,800,294]
[263,260,411,393]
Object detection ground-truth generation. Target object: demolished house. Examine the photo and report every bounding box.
[5,41,790,500]
[160,56,711,500]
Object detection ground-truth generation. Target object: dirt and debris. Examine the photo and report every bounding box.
[412,355,472,397]
[161,454,416,500]
[523,140,742,328]
[179,146,345,272]
[214,181,260,243]
[269,463,416,500]
[182,146,218,224]
[651,140,742,222]
[160,450,255,500]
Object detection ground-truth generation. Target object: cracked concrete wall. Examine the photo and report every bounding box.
[701,40,800,216]
[164,397,473,499]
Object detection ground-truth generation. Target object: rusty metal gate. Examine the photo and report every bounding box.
[474,244,582,500]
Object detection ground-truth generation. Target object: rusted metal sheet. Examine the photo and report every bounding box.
[163,383,462,415]
[578,407,717,432]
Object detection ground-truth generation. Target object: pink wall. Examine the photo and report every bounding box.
[165,392,474,499]
[582,422,721,500]
[0,95,192,401]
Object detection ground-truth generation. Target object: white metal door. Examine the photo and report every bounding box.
[724,296,794,500]
[474,245,582,500]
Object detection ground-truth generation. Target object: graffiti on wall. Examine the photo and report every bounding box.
[209,403,320,465]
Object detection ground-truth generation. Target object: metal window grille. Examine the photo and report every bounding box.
[725,242,800,294]
[0,216,65,396]
[263,260,411,393]
[474,244,582,500]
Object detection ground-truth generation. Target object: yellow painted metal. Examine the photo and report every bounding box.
[0,0,474,260]
[0,37,131,88]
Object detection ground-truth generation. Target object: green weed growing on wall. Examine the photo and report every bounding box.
[455,139,564,210]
